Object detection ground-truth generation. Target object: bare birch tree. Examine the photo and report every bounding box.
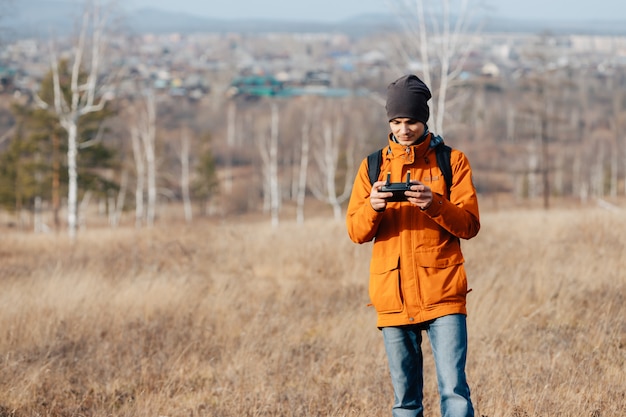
[143,102,157,227]
[37,1,113,239]
[224,100,236,194]
[130,126,145,228]
[296,121,310,224]
[268,102,281,226]
[108,170,127,228]
[388,0,483,134]
[255,101,281,226]
[132,90,158,227]
[309,103,356,221]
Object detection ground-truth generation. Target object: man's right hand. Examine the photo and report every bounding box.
[370,180,392,212]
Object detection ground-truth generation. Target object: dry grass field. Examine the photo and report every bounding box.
[0,207,624,417]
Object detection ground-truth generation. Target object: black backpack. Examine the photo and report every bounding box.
[367,135,453,197]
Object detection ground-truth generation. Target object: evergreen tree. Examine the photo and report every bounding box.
[0,59,118,229]
[192,132,219,215]
[0,105,62,220]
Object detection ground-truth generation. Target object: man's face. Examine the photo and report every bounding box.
[389,118,425,146]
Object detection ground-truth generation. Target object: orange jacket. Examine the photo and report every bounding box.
[346,133,480,327]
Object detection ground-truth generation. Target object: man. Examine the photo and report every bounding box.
[346,74,480,417]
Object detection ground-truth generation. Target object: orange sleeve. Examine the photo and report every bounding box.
[346,158,385,244]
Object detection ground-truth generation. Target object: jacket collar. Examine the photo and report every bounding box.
[387,131,432,157]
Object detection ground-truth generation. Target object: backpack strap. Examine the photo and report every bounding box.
[367,147,384,185]
[430,135,453,197]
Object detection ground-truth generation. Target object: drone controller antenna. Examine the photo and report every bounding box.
[405,172,411,186]
[385,172,391,186]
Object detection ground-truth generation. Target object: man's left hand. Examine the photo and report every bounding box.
[406,181,432,210]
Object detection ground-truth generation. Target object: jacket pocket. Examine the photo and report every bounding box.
[369,256,403,314]
[422,264,468,307]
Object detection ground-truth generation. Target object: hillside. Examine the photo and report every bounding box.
[4,0,626,39]
[0,208,624,416]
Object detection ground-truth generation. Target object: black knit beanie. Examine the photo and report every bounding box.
[385,74,431,123]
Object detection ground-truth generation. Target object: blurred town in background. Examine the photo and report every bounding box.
[1,0,626,232]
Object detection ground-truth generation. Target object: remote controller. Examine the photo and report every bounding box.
[380,172,412,202]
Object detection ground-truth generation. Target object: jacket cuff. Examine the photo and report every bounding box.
[421,193,444,216]
[370,202,386,215]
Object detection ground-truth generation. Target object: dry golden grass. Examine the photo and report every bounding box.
[0,207,624,417]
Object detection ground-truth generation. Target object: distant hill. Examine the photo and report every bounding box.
[127,8,380,37]
[2,0,626,40]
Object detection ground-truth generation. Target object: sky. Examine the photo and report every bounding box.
[124,0,626,22]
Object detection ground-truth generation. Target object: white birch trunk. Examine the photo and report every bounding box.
[610,146,618,198]
[506,106,516,142]
[66,121,79,237]
[269,102,280,227]
[255,113,272,214]
[256,130,271,214]
[572,151,584,202]
[434,0,451,134]
[593,142,605,198]
[141,92,157,227]
[553,152,564,197]
[130,127,145,228]
[34,196,44,233]
[225,101,236,194]
[181,127,193,223]
[296,123,310,224]
[527,143,539,199]
[322,122,342,220]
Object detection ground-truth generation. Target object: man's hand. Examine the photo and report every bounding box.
[370,180,393,211]
[406,181,433,210]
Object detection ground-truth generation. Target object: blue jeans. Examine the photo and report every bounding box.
[381,314,474,417]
